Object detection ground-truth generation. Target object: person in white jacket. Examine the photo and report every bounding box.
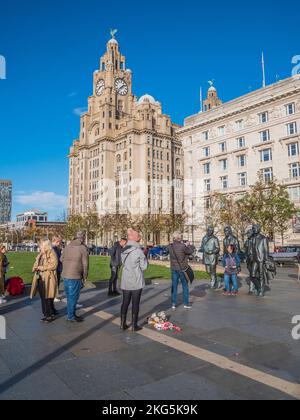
[120,229,148,332]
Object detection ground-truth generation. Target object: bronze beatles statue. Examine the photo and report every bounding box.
[223,226,241,254]
[201,227,221,289]
[246,224,276,297]
[200,224,276,296]
[244,229,256,294]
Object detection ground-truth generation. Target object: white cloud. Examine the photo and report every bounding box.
[68,92,78,98]
[15,191,68,211]
[73,107,87,116]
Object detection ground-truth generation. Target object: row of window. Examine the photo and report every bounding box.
[147,161,171,173]
[147,149,171,161]
[203,154,246,175]
[90,169,103,179]
[116,138,132,151]
[90,157,104,169]
[203,142,300,175]
[204,163,300,193]
[204,168,273,192]
[200,102,296,141]
[202,122,298,157]
[116,150,132,162]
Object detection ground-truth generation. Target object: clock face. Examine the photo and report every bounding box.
[96,79,105,96]
[115,78,128,96]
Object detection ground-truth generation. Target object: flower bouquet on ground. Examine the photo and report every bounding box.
[147,311,182,333]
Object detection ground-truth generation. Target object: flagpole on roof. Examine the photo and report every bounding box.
[262,52,266,88]
[200,87,203,113]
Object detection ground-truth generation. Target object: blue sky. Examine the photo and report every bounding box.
[0,0,299,220]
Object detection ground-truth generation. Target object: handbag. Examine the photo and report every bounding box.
[171,245,195,284]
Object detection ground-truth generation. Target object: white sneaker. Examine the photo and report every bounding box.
[184,305,192,309]
[172,305,176,310]
[54,298,61,303]
[76,304,83,309]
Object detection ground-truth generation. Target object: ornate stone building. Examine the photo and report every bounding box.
[179,77,300,244]
[68,34,183,236]
[0,179,12,225]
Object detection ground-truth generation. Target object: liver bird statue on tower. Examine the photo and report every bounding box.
[110,29,118,39]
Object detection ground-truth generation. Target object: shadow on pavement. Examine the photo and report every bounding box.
[0,284,171,395]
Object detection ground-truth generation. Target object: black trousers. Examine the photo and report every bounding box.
[57,272,62,289]
[109,266,119,292]
[121,289,143,318]
[38,279,55,318]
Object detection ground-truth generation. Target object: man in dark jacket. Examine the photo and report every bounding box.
[52,236,63,302]
[62,232,89,323]
[108,238,127,297]
[168,233,194,310]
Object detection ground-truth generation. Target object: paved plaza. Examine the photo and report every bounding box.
[0,266,300,400]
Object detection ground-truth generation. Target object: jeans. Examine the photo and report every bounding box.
[224,273,238,292]
[171,270,189,306]
[64,279,82,321]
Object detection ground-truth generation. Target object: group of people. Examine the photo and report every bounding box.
[14,225,194,330]
[201,224,276,297]
[30,232,89,323]
[109,231,195,331]
[0,223,276,329]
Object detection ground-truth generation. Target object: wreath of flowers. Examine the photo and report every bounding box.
[147,311,182,333]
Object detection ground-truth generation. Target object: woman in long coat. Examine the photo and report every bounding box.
[30,239,58,323]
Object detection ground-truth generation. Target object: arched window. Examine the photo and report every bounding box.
[176,158,182,177]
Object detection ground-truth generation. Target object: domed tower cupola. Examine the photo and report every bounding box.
[203,81,222,112]
[100,29,126,73]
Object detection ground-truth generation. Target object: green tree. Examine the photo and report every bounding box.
[218,194,251,244]
[64,214,86,241]
[240,176,297,243]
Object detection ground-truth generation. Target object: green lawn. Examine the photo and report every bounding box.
[6,252,210,285]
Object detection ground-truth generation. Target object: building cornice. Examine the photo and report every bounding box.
[179,77,300,136]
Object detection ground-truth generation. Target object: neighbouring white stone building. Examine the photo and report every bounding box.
[179,76,300,245]
[16,210,48,229]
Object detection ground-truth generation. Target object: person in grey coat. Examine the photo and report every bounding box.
[200,227,221,289]
[120,229,148,332]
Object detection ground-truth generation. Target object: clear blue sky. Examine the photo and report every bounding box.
[0,0,299,220]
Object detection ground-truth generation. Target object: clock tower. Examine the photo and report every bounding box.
[88,34,134,138]
[68,32,184,244]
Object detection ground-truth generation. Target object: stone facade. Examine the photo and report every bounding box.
[16,210,48,229]
[0,180,12,225]
[179,77,300,244]
[68,35,184,235]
